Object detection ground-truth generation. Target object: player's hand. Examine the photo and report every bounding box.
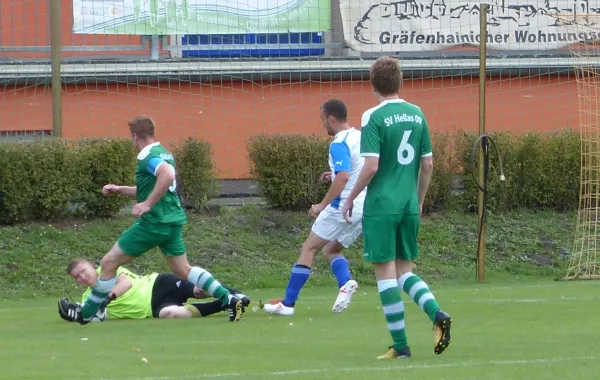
[342,199,354,224]
[319,171,332,183]
[309,203,325,218]
[132,202,151,217]
[102,184,120,196]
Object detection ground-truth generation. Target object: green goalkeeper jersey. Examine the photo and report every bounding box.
[81,267,158,319]
[360,99,433,216]
[136,142,187,225]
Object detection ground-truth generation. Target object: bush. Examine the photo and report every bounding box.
[248,134,330,210]
[0,139,75,224]
[72,138,137,218]
[173,138,219,211]
[247,129,581,214]
[458,131,526,213]
[0,137,136,224]
[422,133,460,213]
[457,128,580,213]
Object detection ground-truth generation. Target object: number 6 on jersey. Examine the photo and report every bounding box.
[397,130,415,165]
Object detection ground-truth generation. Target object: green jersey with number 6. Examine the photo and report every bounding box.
[136,142,187,225]
[360,99,433,216]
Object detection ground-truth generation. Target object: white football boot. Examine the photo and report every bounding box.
[332,279,358,313]
[262,300,295,316]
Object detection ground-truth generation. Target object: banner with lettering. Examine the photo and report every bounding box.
[73,0,330,34]
[339,0,600,53]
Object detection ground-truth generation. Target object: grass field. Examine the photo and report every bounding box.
[0,205,591,379]
[1,280,598,380]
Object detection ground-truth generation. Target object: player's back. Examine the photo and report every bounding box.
[360,99,432,216]
[329,128,366,209]
[135,142,187,225]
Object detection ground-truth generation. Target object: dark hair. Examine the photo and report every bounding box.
[321,99,348,122]
[370,56,402,96]
[66,258,86,274]
[128,115,156,139]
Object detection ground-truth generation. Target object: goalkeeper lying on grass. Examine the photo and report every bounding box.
[58,258,251,322]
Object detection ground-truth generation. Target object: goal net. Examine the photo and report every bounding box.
[552,14,600,280]
[0,0,580,182]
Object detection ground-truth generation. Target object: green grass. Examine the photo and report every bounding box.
[0,205,590,379]
[0,205,576,298]
[1,280,598,380]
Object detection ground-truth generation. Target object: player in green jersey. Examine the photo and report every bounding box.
[342,56,452,360]
[62,116,244,325]
[58,259,250,322]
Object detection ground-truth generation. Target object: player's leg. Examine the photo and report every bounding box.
[364,215,411,360]
[395,214,451,355]
[157,301,225,318]
[161,274,251,310]
[160,225,242,322]
[323,211,361,313]
[79,222,159,322]
[263,231,328,315]
[323,241,358,313]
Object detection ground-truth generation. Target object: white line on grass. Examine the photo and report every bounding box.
[96,355,599,380]
[0,294,598,313]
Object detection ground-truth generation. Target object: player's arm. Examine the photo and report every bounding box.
[347,115,381,201]
[318,143,351,207]
[108,273,132,299]
[116,186,137,197]
[417,116,434,209]
[143,157,176,209]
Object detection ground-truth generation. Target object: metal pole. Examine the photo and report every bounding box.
[150,35,160,60]
[477,3,489,283]
[50,0,63,137]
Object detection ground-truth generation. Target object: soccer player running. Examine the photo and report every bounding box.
[341,56,452,359]
[59,259,250,322]
[62,116,244,325]
[262,99,364,316]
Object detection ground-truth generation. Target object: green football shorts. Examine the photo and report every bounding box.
[117,220,186,257]
[362,214,420,263]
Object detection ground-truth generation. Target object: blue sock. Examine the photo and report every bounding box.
[330,256,352,288]
[282,264,311,307]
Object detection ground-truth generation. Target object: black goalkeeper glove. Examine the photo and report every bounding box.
[99,294,116,311]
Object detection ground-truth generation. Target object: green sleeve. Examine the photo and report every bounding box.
[360,112,381,157]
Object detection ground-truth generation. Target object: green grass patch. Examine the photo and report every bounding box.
[0,205,575,298]
[1,281,598,379]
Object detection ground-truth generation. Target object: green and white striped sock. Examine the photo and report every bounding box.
[398,272,440,323]
[378,279,408,352]
[187,267,231,306]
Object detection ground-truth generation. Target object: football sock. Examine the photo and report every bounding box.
[187,267,232,306]
[378,279,408,352]
[398,272,441,323]
[330,256,352,288]
[81,277,116,320]
[186,300,224,317]
[282,264,311,307]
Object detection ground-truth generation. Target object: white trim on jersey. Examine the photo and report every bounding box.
[361,99,407,127]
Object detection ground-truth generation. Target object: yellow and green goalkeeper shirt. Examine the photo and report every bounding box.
[81,267,158,319]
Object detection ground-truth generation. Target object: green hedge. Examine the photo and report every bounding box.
[173,138,219,211]
[0,128,582,225]
[247,134,330,210]
[458,129,580,212]
[248,129,581,213]
[0,136,218,225]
